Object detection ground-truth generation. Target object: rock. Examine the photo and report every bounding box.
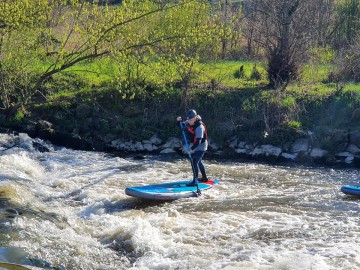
[37,126,55,141]
[162,137,182,149]
[143,143,154,151]
[36,120,55,140]
[208,139,220,151]
[244,142,254,150]
[228,136,238,149]
[236,141,254,150]
[309,148,329,164]
[37,120,53,130]
[110,139,124,149]
[109,139,160,152]
[346,144,360,155]
[251,144,282,158]
[310,148,328,158]
[160,148,176,154]
[291,138,310,153]
[238,141,246,148]
[149,134,162,145]
[25,123,37,137]
[32,141,49,152]
[133,141,144,151]
[76,104,91,119]
[235,148,248,154]
[349,131,360,146]
[336,151,353,158]
[51,131,91,150]
[281,152,298,160]
[335,152,354,164]
[345,156,354,164]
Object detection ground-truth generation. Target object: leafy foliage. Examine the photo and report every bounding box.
[1,0,360,154]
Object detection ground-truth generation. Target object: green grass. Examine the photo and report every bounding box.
[64,57,119,86]
[198,60,268,88]
[23,56,360,150]
[32,57,357,112]
[299,63,332,83]
[286,83,337,102]
[36,58,337,94]
[343,83,360,92]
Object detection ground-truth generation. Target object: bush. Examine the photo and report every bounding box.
[14,111,25,123]
[333,36,360,82]
[250,64,261,80]
[234,65,245,79]
[285,120,302,129]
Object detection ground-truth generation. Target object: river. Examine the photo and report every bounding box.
[0,133,359,270]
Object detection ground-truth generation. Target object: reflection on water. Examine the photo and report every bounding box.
[0,133,359,269]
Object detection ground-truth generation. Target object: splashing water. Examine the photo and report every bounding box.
[0,133,359,269]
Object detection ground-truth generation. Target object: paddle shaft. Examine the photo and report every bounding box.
[179,121,201,195]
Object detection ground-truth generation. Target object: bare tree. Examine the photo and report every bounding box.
[333,34,360,82]
[250,0,320,88]
[242,0,262,57]
[312,0,337,47]
[211,0,244,59]
[332,0,360,49]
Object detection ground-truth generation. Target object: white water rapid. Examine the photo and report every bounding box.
[0,133,359,270]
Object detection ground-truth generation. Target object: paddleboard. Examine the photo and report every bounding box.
[125,179,219,200]
[341,185,360,197]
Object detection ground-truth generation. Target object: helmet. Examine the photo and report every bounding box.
[186,109,197,119]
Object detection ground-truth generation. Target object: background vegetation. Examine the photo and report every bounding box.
[0,0,360,151]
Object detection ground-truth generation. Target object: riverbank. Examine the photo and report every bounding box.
[1,78,360,168]
[1,109,360,169]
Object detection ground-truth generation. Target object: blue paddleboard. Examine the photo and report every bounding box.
[341,185,360,197]
[125,179,219,200]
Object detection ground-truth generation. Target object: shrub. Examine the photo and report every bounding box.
[234,65,245,79]
[250,64,261,80]
[14,111,25,123]
[285,120,302,129]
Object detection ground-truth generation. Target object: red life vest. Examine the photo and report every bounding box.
[186,120,208,144]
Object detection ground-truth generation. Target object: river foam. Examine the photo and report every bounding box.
[0,133,359,269]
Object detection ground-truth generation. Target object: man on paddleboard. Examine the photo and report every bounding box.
[177,109,209,187]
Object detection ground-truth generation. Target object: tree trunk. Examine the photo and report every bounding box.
[266,0,300,88]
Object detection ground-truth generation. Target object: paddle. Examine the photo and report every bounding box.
[179,121,201,196]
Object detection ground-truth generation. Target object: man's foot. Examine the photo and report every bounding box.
[199,178,209,182]
[186,181,197,187]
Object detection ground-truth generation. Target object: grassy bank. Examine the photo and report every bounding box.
[3,58,360,156]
